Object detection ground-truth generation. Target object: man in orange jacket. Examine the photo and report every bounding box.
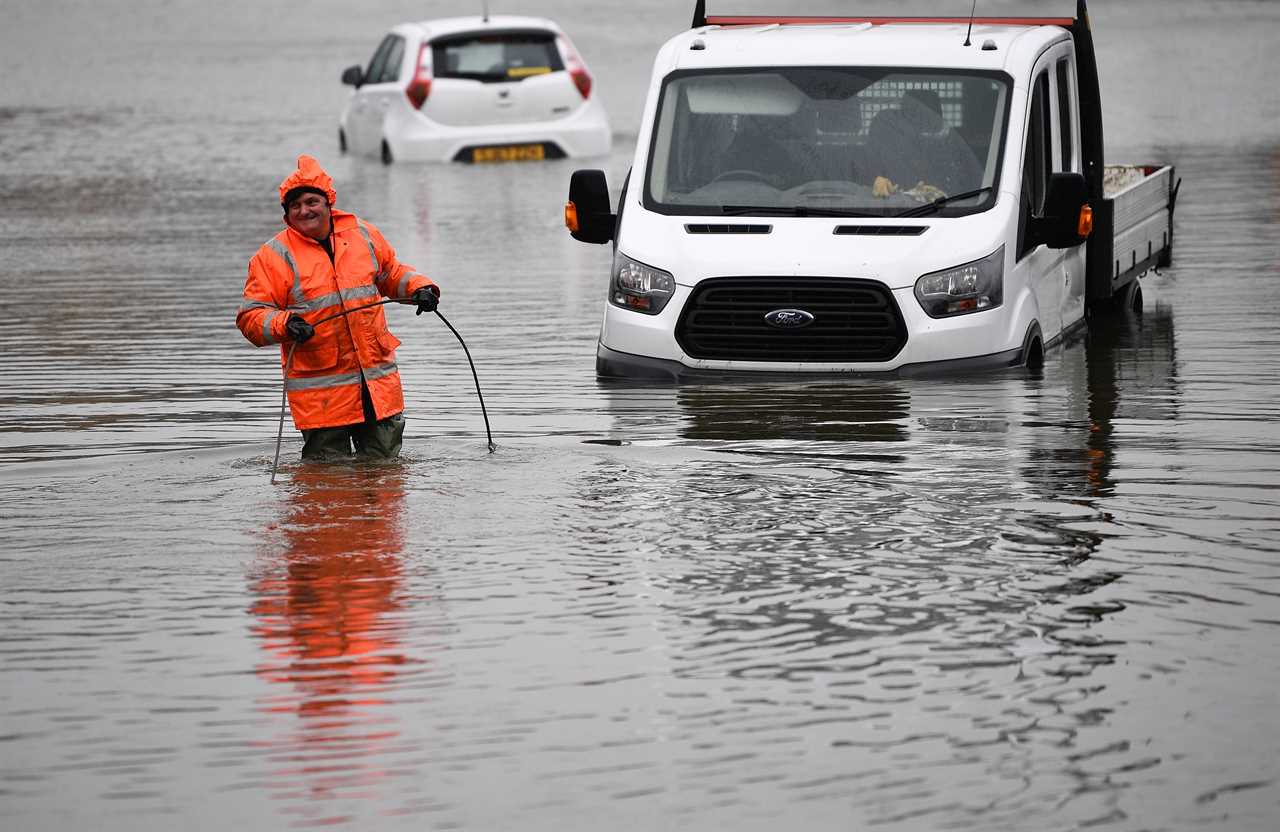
[237,155,439,460]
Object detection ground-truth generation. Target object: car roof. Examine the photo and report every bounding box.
[662,21,1070,74]
[403,15,565,42]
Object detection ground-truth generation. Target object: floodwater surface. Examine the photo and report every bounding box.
[2,1,1279,830]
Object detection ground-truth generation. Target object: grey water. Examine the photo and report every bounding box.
[2,1,1279,829]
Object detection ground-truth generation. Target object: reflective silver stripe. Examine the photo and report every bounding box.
[285,369,362,392]
[239,299,277,313]
[342,284,379,303]
[354,222,381,273]
[289,283,380,314]
[285,362,398,391]
[262,310,282,344]
[363,361,400,382]
[300,290,342,312]
[265,238,305,306]
[396,272,423,299]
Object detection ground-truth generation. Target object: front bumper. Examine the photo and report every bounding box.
[598,281,1032,378]
[596,342,1026,380]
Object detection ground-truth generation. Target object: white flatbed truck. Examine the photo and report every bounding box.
[566,1,1179,379]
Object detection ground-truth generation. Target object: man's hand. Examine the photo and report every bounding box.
[286,315,315,344]
[414,287,439,316]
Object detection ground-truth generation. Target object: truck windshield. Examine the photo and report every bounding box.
[645,67,1010,217]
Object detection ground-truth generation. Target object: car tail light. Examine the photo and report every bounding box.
[556,37,592,99]
[405,43,432,109]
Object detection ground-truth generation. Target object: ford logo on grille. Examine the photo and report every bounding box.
[764,308,815,328]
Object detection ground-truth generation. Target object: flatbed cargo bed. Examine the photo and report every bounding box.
[1089,164,1179,302]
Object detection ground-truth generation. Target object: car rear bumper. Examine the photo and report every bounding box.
[386,99,611,162]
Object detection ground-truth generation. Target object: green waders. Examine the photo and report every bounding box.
[300,382,405,460]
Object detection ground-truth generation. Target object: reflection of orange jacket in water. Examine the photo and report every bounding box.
[250,469,410,714]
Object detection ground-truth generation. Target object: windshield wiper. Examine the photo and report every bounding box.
[721,205,878,218]
[890,187,994,218]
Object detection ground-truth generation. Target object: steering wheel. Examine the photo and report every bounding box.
[709,169,777,185]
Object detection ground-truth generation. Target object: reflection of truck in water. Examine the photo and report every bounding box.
[566,1,1178,380]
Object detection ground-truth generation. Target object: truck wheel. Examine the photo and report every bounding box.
[1114,279,1143,316]
[1127,282,1144,315]
[338,128,347,154]
[381,140,393,165]
[1020,324,1044,370]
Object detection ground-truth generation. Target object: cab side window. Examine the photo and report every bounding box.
[378,36,405,84]
[1055,59,1074,172]
[365,35,396,84]
[1017,71,1052,258]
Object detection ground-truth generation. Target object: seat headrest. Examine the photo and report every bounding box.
[901,89,945,133]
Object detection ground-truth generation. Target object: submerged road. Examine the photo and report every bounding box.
[2,1,1279,829]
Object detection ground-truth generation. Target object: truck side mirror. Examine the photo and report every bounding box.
[341,65,364,88]
[565,169,615,244]
[1037,172,1091,249]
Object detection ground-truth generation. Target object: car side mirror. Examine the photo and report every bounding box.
[565,169,615,245]
[341,65,364,88]
[1037,172,1092,249]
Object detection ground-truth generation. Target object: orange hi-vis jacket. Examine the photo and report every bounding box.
[236,210,436,431]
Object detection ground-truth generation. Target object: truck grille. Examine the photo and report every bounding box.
[676,277,907,363]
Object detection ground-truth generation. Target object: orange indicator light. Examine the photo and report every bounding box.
[564,201,579,232]
[1078,204,1094,238]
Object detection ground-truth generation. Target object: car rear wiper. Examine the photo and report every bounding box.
[721,205,878,217]
[890,187,994,218]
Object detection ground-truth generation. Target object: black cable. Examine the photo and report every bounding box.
[270,298,494,483]
[434,309,496,454]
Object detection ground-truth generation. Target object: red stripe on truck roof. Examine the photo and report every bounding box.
[704,16,1075,27]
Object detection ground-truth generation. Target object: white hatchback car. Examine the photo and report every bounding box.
[338,15,611,164]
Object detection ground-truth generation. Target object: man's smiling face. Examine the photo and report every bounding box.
[286,192,332,241]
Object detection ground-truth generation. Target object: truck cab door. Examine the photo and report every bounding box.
[1012,68,1063,342]
[1053,55,1088,332]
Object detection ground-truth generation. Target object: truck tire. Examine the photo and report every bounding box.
[338,128,348,154]
[1115,279,1143,316]
[1092,278,1144,318]
[381,140,393,165]
[1021,323,1044,370]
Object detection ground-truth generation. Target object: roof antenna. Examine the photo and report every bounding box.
[482,0,490,23]
[692,0,706,28]
[963,0,977,46]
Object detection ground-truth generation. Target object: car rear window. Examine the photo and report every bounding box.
[432,31,563,83]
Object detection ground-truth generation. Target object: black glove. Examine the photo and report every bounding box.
[285,314,315,344]
[414,287,439,316]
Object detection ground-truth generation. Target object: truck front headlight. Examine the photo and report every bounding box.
[610,252,675,315]
[914,246,1004,318]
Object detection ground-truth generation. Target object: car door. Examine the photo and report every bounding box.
[349,34,404,155]
[1011,67,1063,342]
[1053,54,1087,332]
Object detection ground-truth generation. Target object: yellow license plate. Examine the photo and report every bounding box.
[472,144,546,163]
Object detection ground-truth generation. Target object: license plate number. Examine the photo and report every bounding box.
[472,144,546,163]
